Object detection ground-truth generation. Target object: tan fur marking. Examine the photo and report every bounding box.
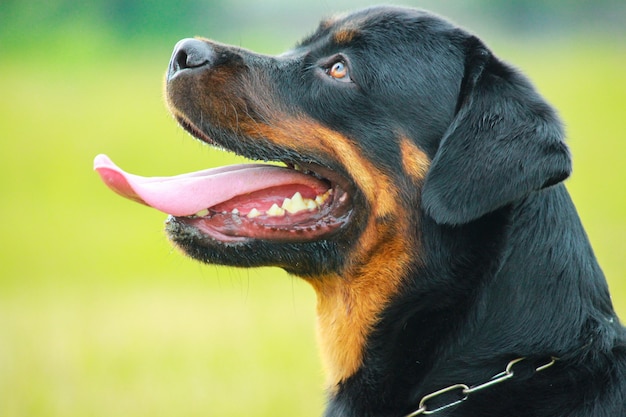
[311,218,413,387]
[400,136,431,182]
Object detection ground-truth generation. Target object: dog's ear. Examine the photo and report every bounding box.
[422,37,571,225]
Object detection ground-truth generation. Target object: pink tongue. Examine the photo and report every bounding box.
[93,154,328,217]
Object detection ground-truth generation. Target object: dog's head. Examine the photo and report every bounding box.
[157,6,570,274]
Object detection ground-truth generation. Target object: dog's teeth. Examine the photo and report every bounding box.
[290,192,306,213]
[282,192,315,214]
[291,192,304,205]
[280,190,333,215]
[247,208,261,218]
[315,189,332,206]
[195,209,210,217]
[244,190,334,219]
[267,204,286,217]
[305,198,317,210]
[232,208,240,215]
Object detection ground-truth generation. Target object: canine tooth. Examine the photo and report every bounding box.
[247,208,261,218]
[292,192,304,204]
[267,204,286,217]
[232,208,240,215]
[291,192,307,209]
[195,209,210,217]
[283,192,309,214]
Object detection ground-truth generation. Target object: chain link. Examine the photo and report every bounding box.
[404,357,557,416]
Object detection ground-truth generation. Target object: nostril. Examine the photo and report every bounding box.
[174,49,190,72]
[168,38,215,81]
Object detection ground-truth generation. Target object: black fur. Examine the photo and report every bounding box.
[164,6,626,416]
[422,38,571,225]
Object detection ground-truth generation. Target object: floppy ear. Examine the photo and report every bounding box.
[422,37,571,225]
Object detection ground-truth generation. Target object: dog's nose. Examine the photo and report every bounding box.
[167,38,215,81]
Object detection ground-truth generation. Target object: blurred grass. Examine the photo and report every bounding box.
[0,35,624,417]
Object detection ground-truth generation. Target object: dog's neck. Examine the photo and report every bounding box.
[307,167,422,388]
[309,240,412,388]
[319,188,622,416]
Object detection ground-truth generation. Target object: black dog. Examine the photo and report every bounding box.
[95,5,626,416]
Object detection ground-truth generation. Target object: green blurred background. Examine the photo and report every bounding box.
[1,0,624,416]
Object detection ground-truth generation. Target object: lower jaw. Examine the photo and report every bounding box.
[166,210,350,245]
[164,215,349,275]
[166,216,250,244]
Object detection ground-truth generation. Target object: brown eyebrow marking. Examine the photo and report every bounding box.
[333,28,360,44]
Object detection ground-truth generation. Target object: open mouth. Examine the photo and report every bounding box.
[94,134,353,243]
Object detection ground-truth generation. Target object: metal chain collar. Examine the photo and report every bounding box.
[404,356,558,416]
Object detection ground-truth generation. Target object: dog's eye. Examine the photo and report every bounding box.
[326,61,351,82]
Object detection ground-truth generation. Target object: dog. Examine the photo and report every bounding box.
[94,5,626,416]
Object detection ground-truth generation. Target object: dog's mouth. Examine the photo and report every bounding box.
[94,136,353,243]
